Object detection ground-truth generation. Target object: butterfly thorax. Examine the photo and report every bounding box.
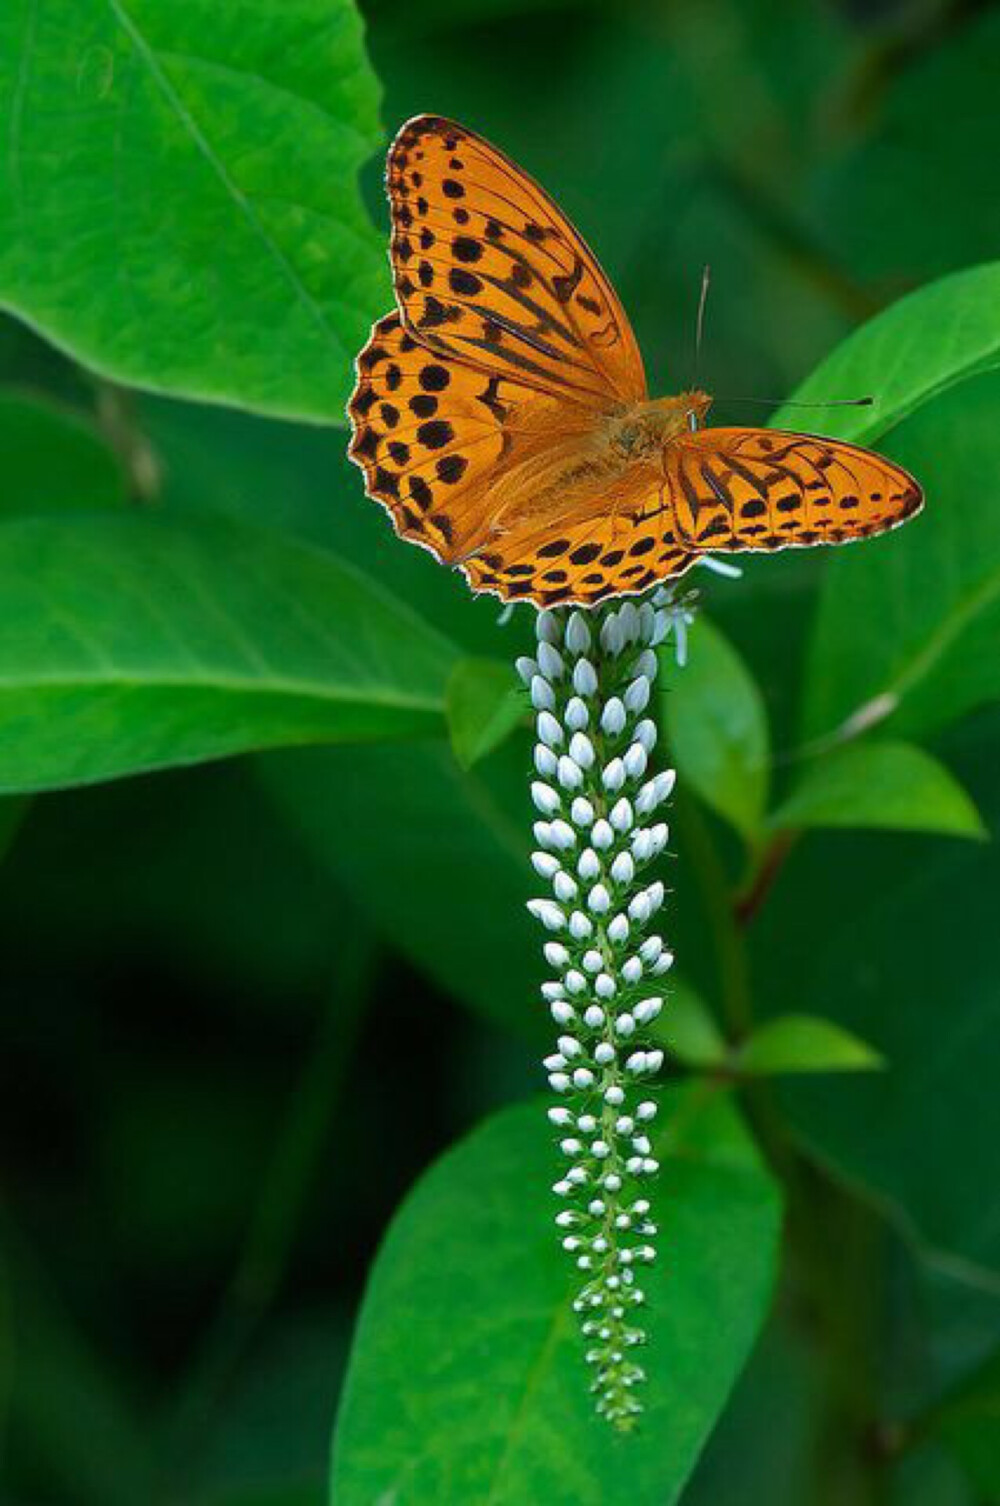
[604,390,713,460]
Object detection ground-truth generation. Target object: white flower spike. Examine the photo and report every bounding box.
[521,587,691,1431]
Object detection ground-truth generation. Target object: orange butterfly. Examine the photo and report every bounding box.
[348,115,922,609]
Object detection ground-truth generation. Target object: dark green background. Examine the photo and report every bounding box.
[1,1,998,1503]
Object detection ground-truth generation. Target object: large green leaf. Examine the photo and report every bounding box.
[0,392,125,512]
[331,1086,780,1506]
[0,512,454,792]
[661,615,770,845]
[772,262,1000,444]
[0,0,388,422]
[751,707,1000,1281]
[803,371,1000,740]
[260,735,539,1035]
[770,742,984,840]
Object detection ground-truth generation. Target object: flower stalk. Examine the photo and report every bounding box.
[518,592,688,1430]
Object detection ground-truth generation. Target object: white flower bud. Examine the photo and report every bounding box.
[633,997,663,1025]
[594,973,616,999]
[550,1000,575,1025]
[615,1013,636,1038]
[553,871,578,904]
[568,910,593,940]
[530,675,555,711]
[537,641,564,680]
[570,796,595,828]
[572,1066,595,1090]
[591,819,614,851]
[533,852,560,880]
[548,819,576,849]
[623,742,648,780]
[594,1042,615,1065]
[588,883,611,915]
[565,611,591,655]
[636,1101,657,1122]
[569,731,595,769]
[639,935,663,964]
[558,1034,583,1059]
[607,913,629,945]
[564,695,589,731]
[621,956,643,985]
[604,1085,625,1107]
[600,615,624,655]
[600,697,627,736]
[610,797,633,833]
[577,846,600,880]
[548,1106,573,1126]
[515,655,537,685]
[536,609,561,645]
[536,710,563,747]
[573,659,599,697]
[564,969,587,994]
[528,898,566,930]
[557,755,584,791]
[583,1005,605,1028]
[601,757,626,793]
[549,1072,571,1092]
[534,745,558,777]
[582,948,603,973]
[531,781,560,816]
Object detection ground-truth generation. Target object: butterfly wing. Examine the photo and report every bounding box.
[664,428,923,553]
[462,504,695,608]
[386,114,646,407]
[348,310,563,564]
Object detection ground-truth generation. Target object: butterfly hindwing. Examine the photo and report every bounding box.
[665,428,923,553]
[387,115,646,407]
[349,310,553,563]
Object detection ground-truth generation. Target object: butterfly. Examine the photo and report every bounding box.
[348,115,922,609]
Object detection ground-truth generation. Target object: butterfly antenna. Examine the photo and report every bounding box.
[692,264,711,388]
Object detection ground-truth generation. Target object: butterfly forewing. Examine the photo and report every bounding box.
[665,428,923,552]
[386,115,646,407]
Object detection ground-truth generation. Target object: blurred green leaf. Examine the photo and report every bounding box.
[331,1085,780,1506]
[0,0,387,422]
[737,1014,883,1076]
[260,736,538,1036]
[662,615,770,844]
[0,512,455,792]
[752,707,1000,1279]
[773,262,1000,444]
[446,656,524,771]
[810,9,1000,289]
[0,392,125,512]
[1,1237,157,1506]
[936,1348,1000,1500]
[804,371,1000,741]
[656,978,727,1071]
[770,742,984,839]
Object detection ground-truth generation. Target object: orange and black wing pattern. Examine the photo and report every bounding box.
[385,115,646,406]
[664,427,923,554]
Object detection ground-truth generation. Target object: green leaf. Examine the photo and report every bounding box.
[259,736,539,1036]
[803,371,1000,741]
[770,742,984,840]
[655,978,727,1071]
[0,392,126,512]
[772,262,1000,444]
[936,1349,1000,1499]
[737,1014,883,1076]
[331,1086,781,1506]
[446,656,525,771]
[662,615,770,844]
[0,512,455,793]
[0,0,388,423]
[751,707,1000,1279]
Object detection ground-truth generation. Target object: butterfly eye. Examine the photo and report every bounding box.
[686,410,699,433]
